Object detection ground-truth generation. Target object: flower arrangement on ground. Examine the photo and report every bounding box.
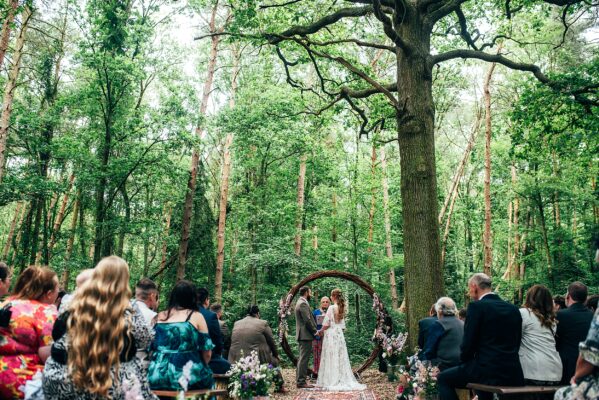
[396,354,440,400]
[228,350,281,399]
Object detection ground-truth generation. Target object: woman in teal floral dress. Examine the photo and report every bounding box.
[148,281,215,390]
[555,307,599,400]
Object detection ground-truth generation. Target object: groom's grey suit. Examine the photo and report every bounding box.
[295,296,318,385]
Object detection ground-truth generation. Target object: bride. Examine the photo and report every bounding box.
[316,288,366,391]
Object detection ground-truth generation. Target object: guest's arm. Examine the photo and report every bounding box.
[460,302,481,362]
[422,321,444,361]
[300,303,317,335]
[193,313,213,364]
[263,323,279,360]
[571,354,595,384]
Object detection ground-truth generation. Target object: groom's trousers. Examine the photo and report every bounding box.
[296,339,312,385]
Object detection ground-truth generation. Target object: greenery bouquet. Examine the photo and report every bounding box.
[228,351,279,399]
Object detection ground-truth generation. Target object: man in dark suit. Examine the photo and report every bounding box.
[197,287,231,374]
[556,281,593,384]
[437,273,524,400]
[418,304,438,349]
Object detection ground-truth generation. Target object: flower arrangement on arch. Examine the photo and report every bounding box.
[372,294,408,364]
[228,350,281,399]
[396,354,440,400]
[277,293,293,343]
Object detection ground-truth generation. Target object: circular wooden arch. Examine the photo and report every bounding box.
[279,270,389,374]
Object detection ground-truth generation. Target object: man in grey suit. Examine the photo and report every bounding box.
[295,286,318,388]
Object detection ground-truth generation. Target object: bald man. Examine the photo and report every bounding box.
[312,296,330,377]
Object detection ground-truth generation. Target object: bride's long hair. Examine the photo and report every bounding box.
[331,288,346,322]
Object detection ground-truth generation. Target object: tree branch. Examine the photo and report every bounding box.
[431,49,598,108]
[268,6,374,44]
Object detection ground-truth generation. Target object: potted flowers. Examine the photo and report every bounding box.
[396,355,440,400]
[228,350,281,399]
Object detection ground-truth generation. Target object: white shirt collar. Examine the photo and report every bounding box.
[479,292,495,300]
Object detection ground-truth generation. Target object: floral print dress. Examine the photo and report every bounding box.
[555,308,599,400]
[148,318,215,391]
[0,298,57,399]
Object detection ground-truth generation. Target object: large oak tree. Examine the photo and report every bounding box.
[225,0,598,345]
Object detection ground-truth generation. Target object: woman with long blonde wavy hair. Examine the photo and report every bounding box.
[43,256,158,400]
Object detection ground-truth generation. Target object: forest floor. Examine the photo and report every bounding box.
[274,368,397,400]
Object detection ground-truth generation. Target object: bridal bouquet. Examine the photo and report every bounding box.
[228,351,281,399]
[396,356,440,400]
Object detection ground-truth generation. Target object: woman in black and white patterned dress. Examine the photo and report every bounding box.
[42,256,157,400]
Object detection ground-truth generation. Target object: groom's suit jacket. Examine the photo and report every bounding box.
[295,297,317,341]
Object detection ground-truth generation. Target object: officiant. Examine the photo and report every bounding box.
[312,296,330,377]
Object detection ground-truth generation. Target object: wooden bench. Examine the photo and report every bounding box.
[212,374,231,399]
[152,388,228,399]
[467,383,564,399]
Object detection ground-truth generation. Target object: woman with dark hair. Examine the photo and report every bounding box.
[0,265,58,399]
[519,284,562,385]
[148,280,214,391]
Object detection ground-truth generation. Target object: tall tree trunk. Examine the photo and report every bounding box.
[214,47,239,301]
[294,154,307,256]
[156,204,172,278]
[2,201,23,259]
[440,182,459,266]
[552,151,561,227]
[396,36,443,346]
[380,147,399,310]
[177,2,223,280]
[511,165,520,279]
[62,191,80,289]
[116,185,130,257]
[214,133,233,302]
[367,145,377,269]
[48,173,75,258]
[0,5,32,183]
[439,112,481,224]
[0,0,19,69]
[11,202,29,266]
[482,58,498,276]
[331,192,337,261]
[535,192,554,275]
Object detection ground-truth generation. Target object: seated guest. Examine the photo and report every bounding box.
[518,285,562,385]
[554,308,599,400]
[229,305,286,393]
[418,303,438,349]
[58,269,93,314]
[210,303,231,359]
[197,287,231,374]
[586,294,599,314]
[0,266,58,399]
[437,273,524,400]
[458,308,467,322]
[554,295,567,312]
[132,277,159,325]
[149,281,214,391]
[43,256,157,400]
[556,281,594,384]
[421,297,464,370]
[0,262,10,297]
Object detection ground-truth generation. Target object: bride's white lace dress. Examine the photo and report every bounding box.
[316,304,366,391]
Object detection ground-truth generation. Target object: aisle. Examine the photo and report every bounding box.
[292,388,377,400]
[273,369,396,400]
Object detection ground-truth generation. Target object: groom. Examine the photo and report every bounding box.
[295,286,318,388]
